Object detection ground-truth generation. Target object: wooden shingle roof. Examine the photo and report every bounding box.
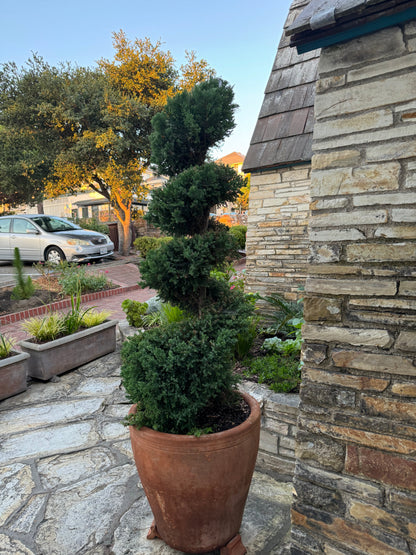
[243,0,320,173]
[287,0,416,51]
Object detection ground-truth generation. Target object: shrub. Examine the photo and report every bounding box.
[133,236,172,258]
[121,299,148,327]
[229,225,247,250]
[57,265,111,296]
[122,78,254,434]
[133,236,159,258]
[121,316,239,434]
[74,218,109,235]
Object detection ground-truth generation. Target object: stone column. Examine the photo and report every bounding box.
[246,166,311,302]
[291,23,416,554]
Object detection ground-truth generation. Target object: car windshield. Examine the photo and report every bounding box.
[31,216,81,233]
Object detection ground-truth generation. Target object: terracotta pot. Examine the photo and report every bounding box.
[128,392,260,554]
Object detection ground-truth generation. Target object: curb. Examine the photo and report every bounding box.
[0,284,140,326]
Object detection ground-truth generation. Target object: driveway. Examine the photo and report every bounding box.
[0,262,41,288]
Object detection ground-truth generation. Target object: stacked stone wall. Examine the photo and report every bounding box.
[245,167,311,301]
[291,23,416,554]
[242,382,300,478]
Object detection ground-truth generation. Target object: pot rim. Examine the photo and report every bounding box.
[128,391,260,452]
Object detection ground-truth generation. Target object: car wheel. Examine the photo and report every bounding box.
[45,247,65,264]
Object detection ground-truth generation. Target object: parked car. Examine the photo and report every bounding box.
[0,214,115,263]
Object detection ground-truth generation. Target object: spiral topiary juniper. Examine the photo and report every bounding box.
[121,78,253,434]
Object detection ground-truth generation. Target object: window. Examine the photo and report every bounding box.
[0,218,11,233]
[12,219,38,234]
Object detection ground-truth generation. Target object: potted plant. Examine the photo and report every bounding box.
[0,333,30,400]
[121,78,260,554]
[19,292,117,381]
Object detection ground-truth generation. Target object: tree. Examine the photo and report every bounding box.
[150,78,236,177]
[0,33,215,254]
[0,56,63,206]
[121,79,253,434]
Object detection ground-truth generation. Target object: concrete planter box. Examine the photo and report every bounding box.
[19,320,118,381]
[0,350,30,400]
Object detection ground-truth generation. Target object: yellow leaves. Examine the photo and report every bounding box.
[178,50,216,92]
[99,31,176,107]
[99,31,215,108]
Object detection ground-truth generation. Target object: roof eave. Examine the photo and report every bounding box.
[289,3,416,53]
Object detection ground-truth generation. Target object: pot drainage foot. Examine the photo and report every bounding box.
[147,520,161,540]
[220,534,247,555]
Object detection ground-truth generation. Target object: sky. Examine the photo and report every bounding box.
[0,0,290,160]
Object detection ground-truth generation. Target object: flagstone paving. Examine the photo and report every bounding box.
[0,344,292,555]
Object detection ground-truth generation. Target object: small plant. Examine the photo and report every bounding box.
[243,353,301,393]
[0,334,14,359]
[260,293,303,336]
[234,317,259,360]
[11,247,36,300]
[81,309,112,328]
[58,264,112,296]
[22,290,111,343]
[121,300,148,327]
[62,290,94,335]
[22,312,65,342]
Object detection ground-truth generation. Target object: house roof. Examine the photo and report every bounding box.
[242,0,320,173]
[287,0,416,52]
[217,152,245,165]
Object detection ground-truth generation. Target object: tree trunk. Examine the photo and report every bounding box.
[113,194,132,256]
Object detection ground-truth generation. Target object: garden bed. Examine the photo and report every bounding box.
[0,273,118,317]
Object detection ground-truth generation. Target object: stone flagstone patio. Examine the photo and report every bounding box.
[0,344,292,555]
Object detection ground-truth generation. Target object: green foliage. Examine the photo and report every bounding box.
[11,248,35,300]
[121,315,240,434]
[81,309,112,328]
[261,293,304,336]
[141,302,186,328]
[22,312,65,342]
[121,76,255,434]
[74,218,109,235]
[235,317,259,360]
[22,295,110,342]
[160,302,185,324]
[140,228,239,315]
[0,55,62,206]
[141,310,163,328]
[243,353,301,393]
[229,225,247,250]
[150,78,236,176]
[57,264,112,296]
[121,299,148,327]
[0,334,14,359]
[146,163,244,236]
[133,235,172,258]
[62,291,93,335]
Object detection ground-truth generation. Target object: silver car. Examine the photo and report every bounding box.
[0,214,114,263]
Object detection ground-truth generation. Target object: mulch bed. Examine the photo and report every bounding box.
[0,275,118,317]
[0,287,64,317]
